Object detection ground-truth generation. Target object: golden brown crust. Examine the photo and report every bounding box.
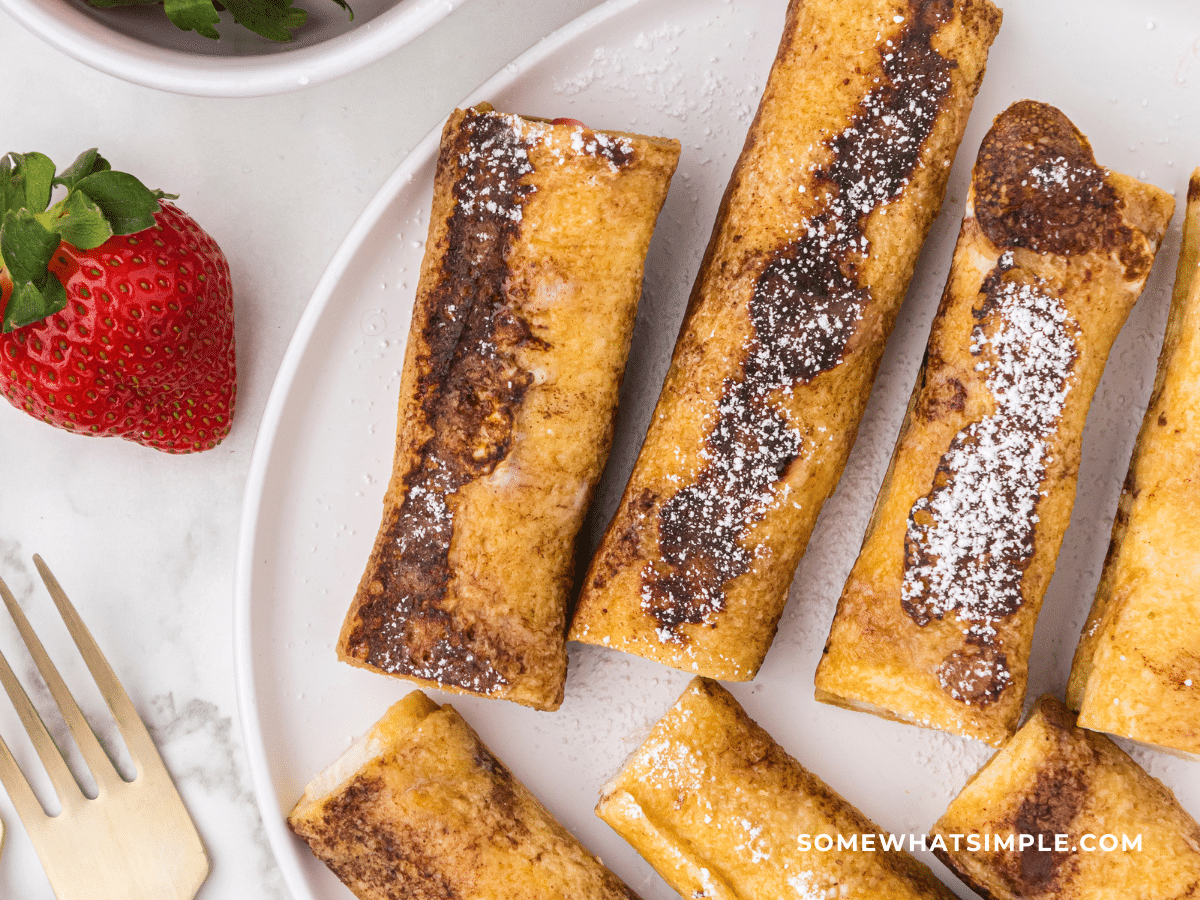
[289,692,642,900]
[1067,169,1200,757]
[931,696,1200,900]
[569,0,1002,681]
[814,101,1175,745]
[596,677,957,900]
[338,106,680,710]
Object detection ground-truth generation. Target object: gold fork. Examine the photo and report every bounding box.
[0,555,209,899]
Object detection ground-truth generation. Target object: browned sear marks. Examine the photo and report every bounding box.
[344,110,541,692]
[589,488,657,592]
[1003,708,1090,894]
[916,372,967,421]
[936,642,1011,707]
[312,773,462,900]
[643,0,958,637]
[972,100,1151,279]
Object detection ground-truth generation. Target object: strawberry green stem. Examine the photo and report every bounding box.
[0,149,175,332]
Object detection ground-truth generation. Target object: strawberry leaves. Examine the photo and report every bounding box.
[1,210,66,330]
[72,171,166,235]
[53,147,103,191]
[0,149,174,332]
[1,152,56,215]
[55,191,112,249]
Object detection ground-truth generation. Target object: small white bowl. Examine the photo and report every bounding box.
[0,0,468,96]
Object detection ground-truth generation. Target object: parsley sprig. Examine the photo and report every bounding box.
[85,0,353,42]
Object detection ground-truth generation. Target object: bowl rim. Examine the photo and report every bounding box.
[0,0,470,97]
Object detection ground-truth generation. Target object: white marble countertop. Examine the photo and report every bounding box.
[0,2,603,895]
[2,2,1199,899]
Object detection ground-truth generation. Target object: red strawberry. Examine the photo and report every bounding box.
[0,150,235,453]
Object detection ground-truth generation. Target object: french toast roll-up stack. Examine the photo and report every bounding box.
[930,696,1200,900]
[597,677,958,900]
[289,691,644,900]
[568,0,1002,681]
[1067,169,1200,759]
[815,101,1175,746]
[338,105,680,711]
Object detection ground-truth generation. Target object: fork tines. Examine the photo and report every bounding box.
[0,555,208,900]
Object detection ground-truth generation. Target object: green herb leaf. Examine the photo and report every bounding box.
[20,153,56,214]
[0,152,57,216]
[0,158,16,217]
[0,209,67,332]
[162,0,222,39]
[56,148,110,191]
[55,190,113,250]
[74,170,162,235]
[221,0,308,42]
[2,209,60,283]
[86,0,348,38]
[2,277,66,332]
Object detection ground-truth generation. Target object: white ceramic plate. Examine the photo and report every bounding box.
[235,1,1200,897]
[0,0,468,96]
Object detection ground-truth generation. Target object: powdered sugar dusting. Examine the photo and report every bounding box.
[786,870,831,900]
[1027,154,1094,191]
[639,4,957,640]
[569,127,636,170]
[454,112,537,222]
[903,255,1080,705]
[641,382,807,634]
[552,25,761,127]
[454,112,637,223]
[910,727,996,791]
[352,107,640,693]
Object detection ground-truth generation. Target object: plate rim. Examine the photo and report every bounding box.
[232,2,1200,897]
[232,0,649,895]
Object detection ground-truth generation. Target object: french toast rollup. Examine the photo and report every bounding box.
[596,677,957,900]
[814,101,1175,746]
[289,692,643,900]
[338,105,680,711]
[1066,169,1200,759]
[569,0,1002,681]
[931,696,1200,900]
